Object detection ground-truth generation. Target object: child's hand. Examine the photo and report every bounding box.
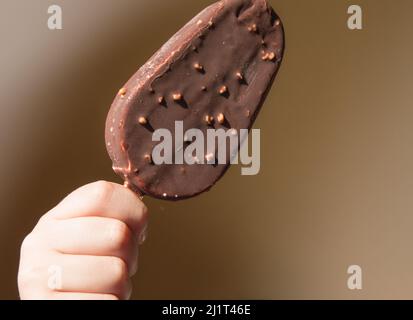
[17,181,148,300]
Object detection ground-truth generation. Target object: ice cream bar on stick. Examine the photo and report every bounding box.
[105,0,285,200]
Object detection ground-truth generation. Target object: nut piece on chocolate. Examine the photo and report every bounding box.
[105,0,285,200]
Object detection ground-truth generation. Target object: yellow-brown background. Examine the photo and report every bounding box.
[1,0,412,299]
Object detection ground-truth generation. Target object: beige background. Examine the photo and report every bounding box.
[1,0,412,299]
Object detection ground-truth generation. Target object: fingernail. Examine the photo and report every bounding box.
[138,224,148,245]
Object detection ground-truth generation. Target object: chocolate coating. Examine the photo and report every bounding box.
[105,0,285,200]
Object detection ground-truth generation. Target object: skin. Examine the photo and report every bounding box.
[17,181,148,300]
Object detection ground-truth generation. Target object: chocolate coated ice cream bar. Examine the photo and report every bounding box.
[105,0,285,200]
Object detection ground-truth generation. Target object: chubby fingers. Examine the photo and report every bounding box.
[18,181,149,300]
[54,254,132,299]
[44,181,148,239]
[37,217,140,276]
[49,292,119,300]
[19,248,132,300]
